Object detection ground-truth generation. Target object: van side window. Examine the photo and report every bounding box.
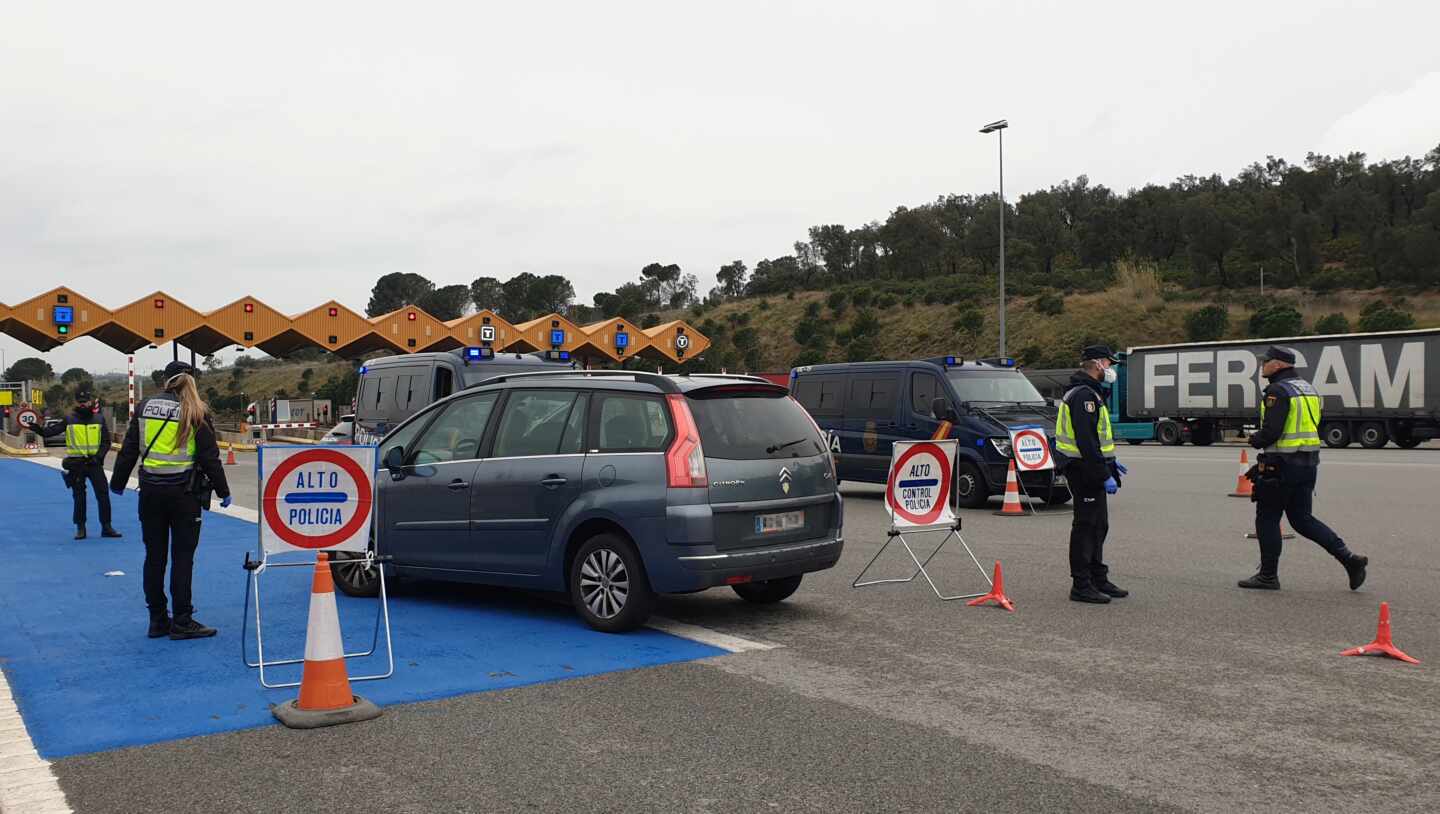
[433,367,454,401]
[796,376,842,417]
[911,372,944,416]
[847,375,898,419]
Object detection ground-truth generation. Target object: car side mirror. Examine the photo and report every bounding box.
[383,445,406,479]
[931,397,958,423]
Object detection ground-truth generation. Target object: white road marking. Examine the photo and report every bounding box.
[0,671,72,814]
[1129,454,1440,469]
[646,618,780,653]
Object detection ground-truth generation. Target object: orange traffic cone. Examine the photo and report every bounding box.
[272,553,382,728]
[1341,602,1419,664]
[994,460,1026,517]
[224,443,237,466]
[967,561,1015,611]
[1228,449,1252,497]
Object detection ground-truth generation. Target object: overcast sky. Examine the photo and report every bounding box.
[4,0,1438,376]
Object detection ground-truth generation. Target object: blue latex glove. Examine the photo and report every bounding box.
[220,495,233,508]
[1114,462,1128,475]
[1103,477,1119,495]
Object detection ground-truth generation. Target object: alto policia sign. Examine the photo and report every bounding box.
[260,445,376,554]
[1008,425,1053,471]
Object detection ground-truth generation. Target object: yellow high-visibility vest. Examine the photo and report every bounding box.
[1056,386,1115,460]
[1261,379,1321,453]
[65,422,102,457]
[141,400,196,474]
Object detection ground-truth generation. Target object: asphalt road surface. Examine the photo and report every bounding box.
[37,443,1440,813]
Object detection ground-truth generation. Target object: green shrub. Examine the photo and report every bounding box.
[792,349,827,368]
[1248,305,1303,338]
[785,290,796,300]
[827,290,849,313]
[1185,305,1229,341]
[1313,313,1350,335]
[1035,291,1065,316]
[875,293,899,309]
[850,287,874,307]
[846,335,879,362]
[953,307,984,337]
[850,309,881,338]
[804,301,822,319]
[1357,301,1416,332]
[757,299,771,311]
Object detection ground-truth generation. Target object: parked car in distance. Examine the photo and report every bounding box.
[332,370,844,632]
[320,414,355,444]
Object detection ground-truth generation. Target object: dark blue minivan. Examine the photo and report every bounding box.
[790,356,1068,508]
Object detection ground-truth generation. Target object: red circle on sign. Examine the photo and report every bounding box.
[1012,428,1051,470]
[886,442,953,526]
[262,449,372,549]
[16,408,39,430]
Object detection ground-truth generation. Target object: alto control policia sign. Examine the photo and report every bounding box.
[260,445,376,554]
[1009,426,1053,471]
[886,440,957,529]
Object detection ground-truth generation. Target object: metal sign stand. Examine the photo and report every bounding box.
[852,520,993,602]
[240,444,394,690]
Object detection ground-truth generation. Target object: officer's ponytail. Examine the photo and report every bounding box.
[164,373,209,448]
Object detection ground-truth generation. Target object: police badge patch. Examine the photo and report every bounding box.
[1084,401,1095,413]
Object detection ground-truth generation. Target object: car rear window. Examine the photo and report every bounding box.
[689,390,825,460]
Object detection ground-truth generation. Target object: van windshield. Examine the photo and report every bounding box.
[688,390,825,460]
[946,371,1046,405]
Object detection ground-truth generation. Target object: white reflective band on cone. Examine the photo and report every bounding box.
[303,589,345,663]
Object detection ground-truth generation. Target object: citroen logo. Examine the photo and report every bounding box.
[779,466,792,494]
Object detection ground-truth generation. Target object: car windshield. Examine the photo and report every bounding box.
[688,390,825,460]
[946,371,1046,405]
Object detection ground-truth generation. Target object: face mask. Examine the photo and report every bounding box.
[1102,367,1118,385]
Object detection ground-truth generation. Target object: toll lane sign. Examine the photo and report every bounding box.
[260,445,376,554]
[886,440,957,529]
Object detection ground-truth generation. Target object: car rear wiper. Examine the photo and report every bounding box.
[766,438,809,454]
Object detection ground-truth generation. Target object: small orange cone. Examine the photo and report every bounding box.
[224,443,238,466]
[967,561,1015,611]
[1228,449,1252,497]
[1341,602,1419,665]
[994,460,1026,516]
[272,553,382,728]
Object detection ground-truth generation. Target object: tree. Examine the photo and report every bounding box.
[1357,301,1416,332]
[469,276,505,313]
[4,357,54,383]
[953,307,985,338]
[1185,305,1229,341]
[1313,313,1350,334]
[1035,292,1065,316]
[1249,305,1303,338]
[58,367,89,385]
[716,261,748,300]
[203,355,222,372]
[366,272,434,317]
[151,369,167,387]
[44,384,68,409]
[1182,193,1238,285]
[418,284,471,320]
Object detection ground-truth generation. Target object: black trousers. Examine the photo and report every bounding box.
[67,460,111,526]
[1068,471,1110,585]
[1253,463,1349,576]
[139,488,204,616]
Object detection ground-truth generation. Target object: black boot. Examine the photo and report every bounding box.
[169,615,217,640]
[1238,572,1281,590]
[101,526,122,538]
[74,524,86,540]
[1343,554,1368,591]
[1069,583,1111,604]
[147,613,171,639]
[1094,580,1129,598]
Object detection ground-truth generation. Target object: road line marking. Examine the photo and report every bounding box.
[1131,455,1440,469]
[18,457,259,522]
[0,671,72,814]
[646,618,780,653]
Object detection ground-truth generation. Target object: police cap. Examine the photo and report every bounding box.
[75,388,95,402]
[1081,344,1119,362]
[162,360,198,381]
[1260,346,1297,364]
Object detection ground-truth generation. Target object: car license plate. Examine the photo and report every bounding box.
[755,510,804,535]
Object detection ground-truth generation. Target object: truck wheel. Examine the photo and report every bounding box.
[953,461,990,509]
[1322,422,1351,448]
[1189,422,1215,446]
[1395,437,1423,449]
[1156,420,1183,446]
[1357,422,1389,449]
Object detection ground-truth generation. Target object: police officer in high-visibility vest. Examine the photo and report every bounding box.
[1238,346,1368,591]
[36,388,121,540]
[1054,345,1129,604]
[110,362,232,639]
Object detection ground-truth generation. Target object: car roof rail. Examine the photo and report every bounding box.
[463,369,681,394]
[678,373,777,385]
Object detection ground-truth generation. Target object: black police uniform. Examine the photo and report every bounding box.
[1241,350,1367,590]
[37,406,118,537]
[110,386,231,638]
[1059,370,1120,598]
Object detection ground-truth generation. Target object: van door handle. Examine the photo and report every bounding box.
[539,476,568,489]
[447,479,470,490]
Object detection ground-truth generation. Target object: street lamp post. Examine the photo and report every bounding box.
[979,119,1009,356]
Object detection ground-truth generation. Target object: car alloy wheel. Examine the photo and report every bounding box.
[579,547,630,620]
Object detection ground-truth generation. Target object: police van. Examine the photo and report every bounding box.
[790,356,1068,508]
[353,347,576,444]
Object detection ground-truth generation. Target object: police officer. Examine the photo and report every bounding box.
[37,389,122,540]
[1238,346,1368,591]
[1055,345,1129,604]
[110,361,232,639]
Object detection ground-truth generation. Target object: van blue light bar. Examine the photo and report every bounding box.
[543,350,571,361]
[359,366,368,374]
[945,355,957,366]
[465,347,494,361]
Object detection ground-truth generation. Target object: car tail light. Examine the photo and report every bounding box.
[665,393,707,488]
[790,395,836,480]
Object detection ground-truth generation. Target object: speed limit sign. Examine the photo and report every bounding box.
[15,407,40,432]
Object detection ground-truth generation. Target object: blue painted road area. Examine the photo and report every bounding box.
[0,459,722,758]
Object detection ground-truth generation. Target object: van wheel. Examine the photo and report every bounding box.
[570,534,654,633]
[1322,422,1351,448]
[1357,422,1388,449]
[953,462,989,509]
[733,575,802,604]
[1156,420,1183,446]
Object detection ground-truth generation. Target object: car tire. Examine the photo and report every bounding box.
[331,540,381,598]
[570,533,655,633]
[1358,422,1388,449]
[1156,420,1183,446]
[733,575,803,604]
[953,461,989,509]
[1322,422,1351,448]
